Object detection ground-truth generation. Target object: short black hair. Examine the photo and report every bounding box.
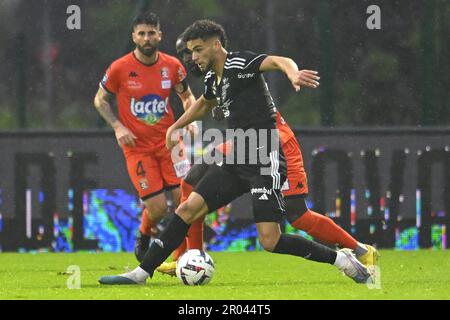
[182,20,228,48]
[132,12,160,30]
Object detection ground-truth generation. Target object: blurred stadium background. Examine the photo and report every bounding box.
[0,0,448,255]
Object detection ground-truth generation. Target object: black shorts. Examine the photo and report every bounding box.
[194,149,287,223]
[183,163,210,187]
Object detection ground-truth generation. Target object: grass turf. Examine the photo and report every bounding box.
[0,250,449,300]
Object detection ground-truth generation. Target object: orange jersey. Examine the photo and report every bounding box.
[100,51,187,153]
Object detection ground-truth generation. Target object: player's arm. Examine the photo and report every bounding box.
[174,80,199,137]
[93,87,137,148]
[173,80,196,111]
[259,56,320,92]
[166,95,217,150]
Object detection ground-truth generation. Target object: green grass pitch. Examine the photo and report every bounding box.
[0,250,449,300]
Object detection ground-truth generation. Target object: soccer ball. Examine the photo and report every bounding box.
[176,249,215,286]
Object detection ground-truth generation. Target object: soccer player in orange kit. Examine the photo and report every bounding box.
[94,12,197,253]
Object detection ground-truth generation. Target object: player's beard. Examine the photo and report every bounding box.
[200,60,213,73]
[137,43,158,57]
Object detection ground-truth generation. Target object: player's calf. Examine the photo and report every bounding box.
[257,228,281,252]
[144,195,169,223]
[285,196,361,251]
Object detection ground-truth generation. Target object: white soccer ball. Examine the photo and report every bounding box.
[176,249,215,286]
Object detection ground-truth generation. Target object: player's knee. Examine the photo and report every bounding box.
[175,201,197,224]
[258,233,279,252]
[145,202,168,221]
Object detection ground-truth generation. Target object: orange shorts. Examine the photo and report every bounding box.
[124,144,190,200]
[281,137,308,197]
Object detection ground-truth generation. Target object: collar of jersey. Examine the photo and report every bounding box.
[214,52,231,87]
[132,51,160,67]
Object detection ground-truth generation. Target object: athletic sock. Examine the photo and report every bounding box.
[354,242,369,257]
[173,215,204,261]
[180,181,204,251]
[187,216,205,250]
[173,238,187,261]
[180,180,194,203]
[139,208,158,237]
[139,214,190,277]
[272,234,337,264]
[128,266,150,283]
[333,251,348,269]
[291,210,358,250]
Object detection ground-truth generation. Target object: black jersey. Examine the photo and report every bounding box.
[198,51,287,220]
[203,51,277,130]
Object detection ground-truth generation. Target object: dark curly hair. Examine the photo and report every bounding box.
[182,20,228,48]
[132,12,160,30]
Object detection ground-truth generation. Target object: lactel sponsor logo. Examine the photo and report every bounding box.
[130,94,169,125]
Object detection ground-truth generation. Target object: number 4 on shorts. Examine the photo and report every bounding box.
[136,161,146,177]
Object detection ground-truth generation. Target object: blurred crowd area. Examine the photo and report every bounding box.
[0,0,448,130]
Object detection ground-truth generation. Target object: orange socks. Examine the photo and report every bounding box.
[173,238,187,261]
[187,216,205,249]
[172,216,205,261]
[180,179,194,203]
[139,208,158,237]
[138,181,205,263]
[291,210,357,250]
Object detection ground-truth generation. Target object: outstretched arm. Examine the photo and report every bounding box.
[259,56,320,92]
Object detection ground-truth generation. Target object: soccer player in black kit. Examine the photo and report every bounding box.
[99,20,371,285]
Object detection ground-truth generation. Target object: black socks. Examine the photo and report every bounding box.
[139,215,338,277]
[273,234,337,264]
[139,214,190,276]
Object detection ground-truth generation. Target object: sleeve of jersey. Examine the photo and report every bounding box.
[99,63,120,95]
[173,59,187,85]
[203,76,215,101]
[242,51,268,74]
